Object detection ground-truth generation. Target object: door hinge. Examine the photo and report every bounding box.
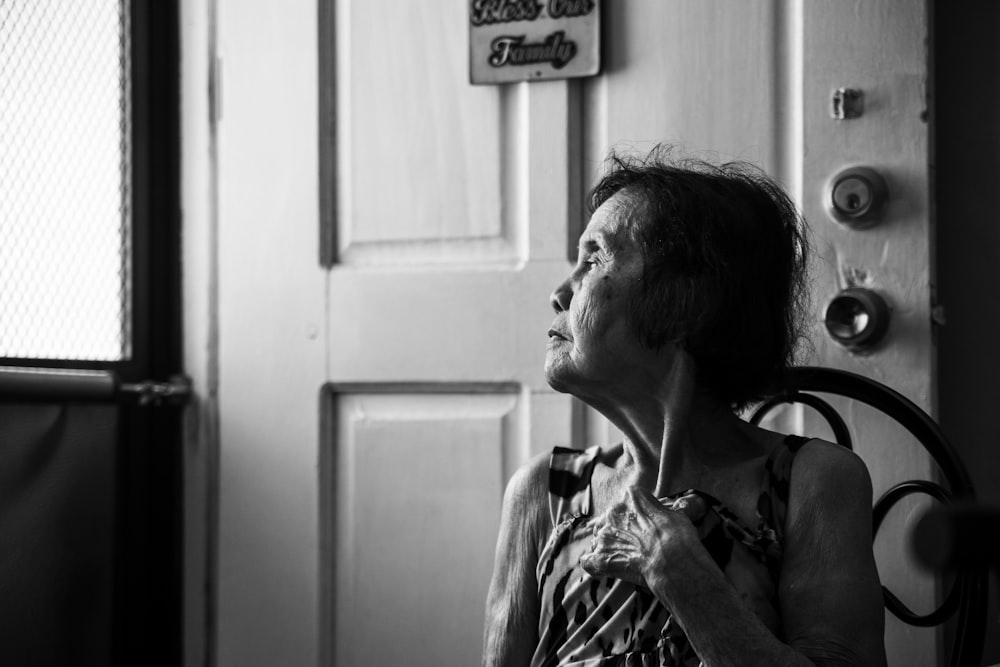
[120,375,193,407]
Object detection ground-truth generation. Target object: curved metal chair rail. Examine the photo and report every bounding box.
[751,391,853,450]
[875,481,959,627]
[749,366,988,667]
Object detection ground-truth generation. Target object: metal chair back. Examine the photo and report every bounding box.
[749,366,988,667]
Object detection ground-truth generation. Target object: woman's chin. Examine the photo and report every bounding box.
[543,358,574,394]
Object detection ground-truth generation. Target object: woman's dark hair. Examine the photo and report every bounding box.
[589,146,810,411]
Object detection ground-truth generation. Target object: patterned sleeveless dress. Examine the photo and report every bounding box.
[529,435,809,667]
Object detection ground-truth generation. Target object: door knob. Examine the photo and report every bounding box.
[823,288,890,352]
[827,167,888,227]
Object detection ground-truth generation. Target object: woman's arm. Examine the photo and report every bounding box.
[776,440,887,665]
[582,441,886,666]
[482,453,550,667]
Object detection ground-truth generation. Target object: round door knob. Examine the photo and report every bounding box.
[824,288,890,352]
[827,167,888,227]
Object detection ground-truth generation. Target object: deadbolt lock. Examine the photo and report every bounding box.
[827,167,888,227]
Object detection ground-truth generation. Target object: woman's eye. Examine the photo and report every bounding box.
[575,252,604,274]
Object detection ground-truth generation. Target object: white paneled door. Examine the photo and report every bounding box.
[209,1,935,665]
[324,54,584,665]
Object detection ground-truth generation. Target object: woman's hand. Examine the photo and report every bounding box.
[579,487,708,590]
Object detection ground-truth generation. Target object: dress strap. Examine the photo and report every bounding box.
[756,434,811,544]
[547,445,601,524]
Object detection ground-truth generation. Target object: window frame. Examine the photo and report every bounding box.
[1,2,184,664]
[0,0,182,389]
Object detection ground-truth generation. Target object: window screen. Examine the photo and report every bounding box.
[0,0,131,361]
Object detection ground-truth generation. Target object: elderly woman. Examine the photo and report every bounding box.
[483,150,886,666]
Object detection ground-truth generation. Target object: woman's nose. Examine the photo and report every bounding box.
[550,277,572,313]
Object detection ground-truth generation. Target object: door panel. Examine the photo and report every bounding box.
[586,1,782,175]
[341,1,502,252]
[326,390,516,666]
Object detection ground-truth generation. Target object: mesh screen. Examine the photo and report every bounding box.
[0,0,131,361]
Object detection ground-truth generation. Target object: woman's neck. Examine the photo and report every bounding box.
[597,389,754,495]
[572,346,760,493]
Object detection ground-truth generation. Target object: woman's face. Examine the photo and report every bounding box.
[545,191,667,399]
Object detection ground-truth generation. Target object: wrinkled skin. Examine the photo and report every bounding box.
[581,489,707,588]
[544,191,663,408]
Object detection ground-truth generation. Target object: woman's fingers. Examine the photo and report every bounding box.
[591,524,632,550]
[669,494,708,522]
[581,525,642,582]
[580,551,615,577]
[604,504,638,531]
[597,490,647,532]
[626,485,708,523]
[584,488,709,586]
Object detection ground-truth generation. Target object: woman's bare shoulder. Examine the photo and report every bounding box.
[505,445,621,535]
[505,451,551,505]
[500,451,554,548]
[793,438,872,489]
[786,438,874,525]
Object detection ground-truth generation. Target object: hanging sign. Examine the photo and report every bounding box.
[468,0,600,85]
